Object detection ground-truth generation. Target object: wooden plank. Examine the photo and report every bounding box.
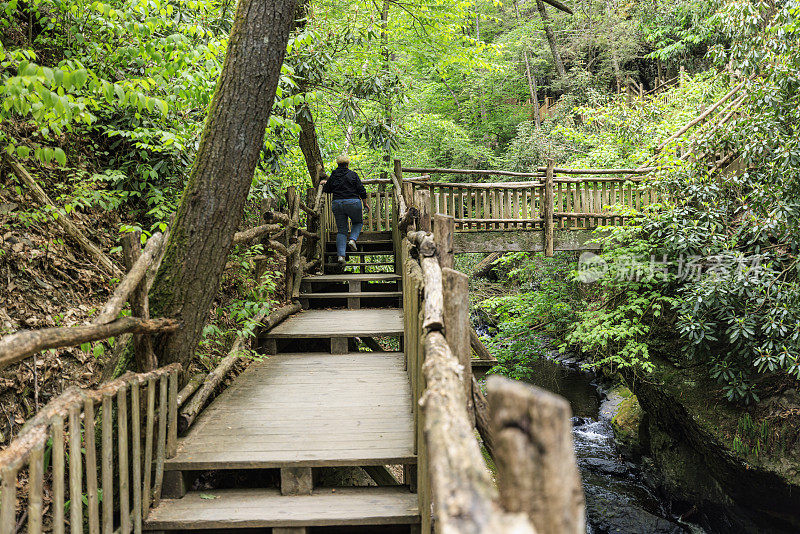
[166,352,414,470]
[117,387,131,534]
[84,398,100,534]
[68,406,82,534]
[145,487,420,530]
[304,273,400,282]
[51,417,65,534]
[265,309,403,338]
[453,229,603,253]
[131,382,143,534]
[101,394,114,534]
[298,291,402,299]
[1,467,16,534]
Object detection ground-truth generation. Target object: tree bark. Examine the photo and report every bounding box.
[294,0,325,187]
[148,0,296,370]
[513,0,541,129]
[535,0,567,79]
[380,0,392,178]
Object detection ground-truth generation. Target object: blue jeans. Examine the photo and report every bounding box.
[331,198,363,257]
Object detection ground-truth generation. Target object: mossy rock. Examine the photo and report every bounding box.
[612,394,643,452]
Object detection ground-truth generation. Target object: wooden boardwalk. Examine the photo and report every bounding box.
[165,352,415,470]
[265,309,403,338]
[145,236,421,532]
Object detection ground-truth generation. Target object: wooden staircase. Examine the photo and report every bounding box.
[144,232,420,533]
[322,231,397,274]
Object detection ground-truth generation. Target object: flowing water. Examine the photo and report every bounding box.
[520,357,704,534]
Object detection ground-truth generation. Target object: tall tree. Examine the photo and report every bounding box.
[535,0,567,79]
[294,0,325,187]
[380,0,392,178]
[148,0,296,370]
[513,0,541,129]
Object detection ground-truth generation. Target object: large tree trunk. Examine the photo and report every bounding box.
[380,0,392,178]
[295,0,325,187]
[297,107,324,186]
[148,0,296,370]
[535,0,566,79]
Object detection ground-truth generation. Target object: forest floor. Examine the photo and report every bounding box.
[0,162,283,448]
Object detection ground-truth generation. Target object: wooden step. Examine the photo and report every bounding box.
[145,487,420,530]
[166,352,414,471]
[324,261,395,268]
[299,292,402,299]
[304,273,401,283]
[263,309,403,339]
[325,250,395,256]
[327,232,392,244]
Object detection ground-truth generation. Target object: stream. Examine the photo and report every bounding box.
[516,356,704,533]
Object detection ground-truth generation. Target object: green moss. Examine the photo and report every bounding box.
[612,394,643,447]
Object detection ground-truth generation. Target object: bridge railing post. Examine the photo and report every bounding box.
[543,159,555,257]
[415,189,432,233]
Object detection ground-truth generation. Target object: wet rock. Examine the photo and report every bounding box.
[586,489,685,534]
[612,395,644,456]
[579,456,629,476]
[628,355,800,533]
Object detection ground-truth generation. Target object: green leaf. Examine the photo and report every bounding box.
[54,147,67,166]
[16,146,30,159]
[199,494,218,500]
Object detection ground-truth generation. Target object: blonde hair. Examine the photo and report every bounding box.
[336,155,350,166]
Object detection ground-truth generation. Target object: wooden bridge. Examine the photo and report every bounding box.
[0,77,751,533]
[0,171,599,533]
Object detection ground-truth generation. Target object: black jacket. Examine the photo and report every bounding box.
[323,165,367,200]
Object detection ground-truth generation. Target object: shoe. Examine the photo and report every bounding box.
[337,256,346,265]
[347,239,358,252]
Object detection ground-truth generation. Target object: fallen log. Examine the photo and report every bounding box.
[178,301,301,432]
[5,155,122,277]
[94,232,164,325]
[0,317,180,370]
[470,327,498,363]
[473,252,502,278]
[176,373,207,409]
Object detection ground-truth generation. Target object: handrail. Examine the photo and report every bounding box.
[401,159,663,242]
[398,192,584,531]
[0,364,181,533]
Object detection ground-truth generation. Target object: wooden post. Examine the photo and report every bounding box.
[626,77,632,106]
[122,232,157,371]
[544,159,554,257]
[443,268,472,420]
[433,214,454,270]
[415,189,432,233]
[281,467,313,496]
[487,376,585,534]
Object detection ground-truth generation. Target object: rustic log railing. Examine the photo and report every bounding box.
[395,187,585,532]
[400,161,663,256]
[0,364,180,534]
[0,180,322,533]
